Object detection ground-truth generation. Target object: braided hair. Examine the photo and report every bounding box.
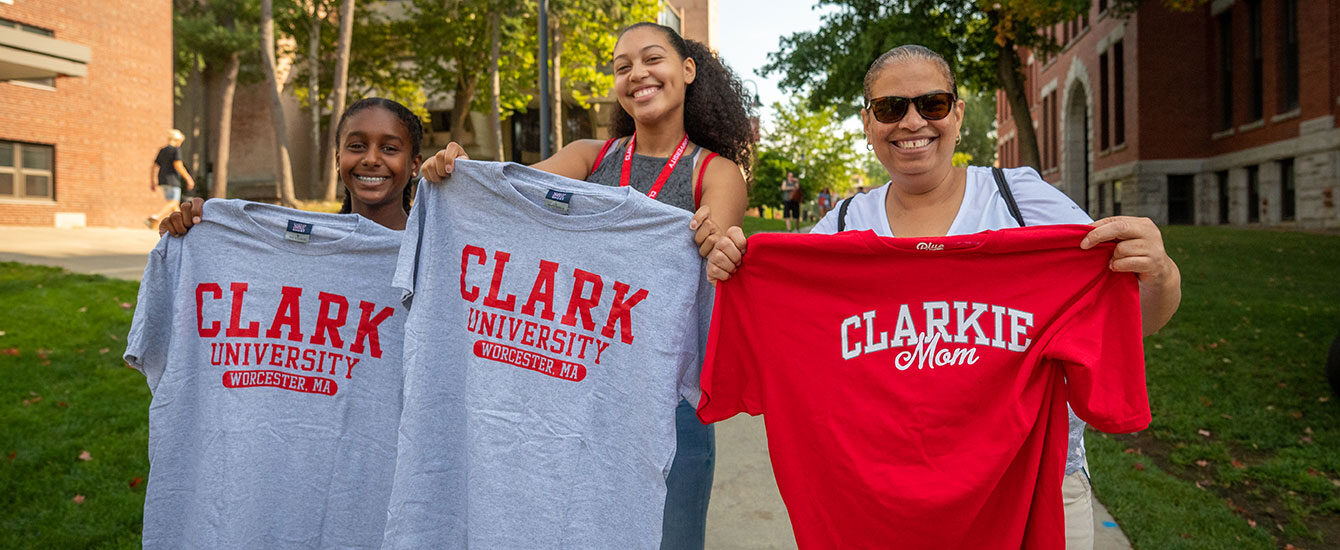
[610,23,755,184]
[335,97,424,214]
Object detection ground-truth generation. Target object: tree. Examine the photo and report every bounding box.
[763,98,861,200]
[543,0,658,147]
[749,148,797,210]
[761,0,1092,172]
[956,86,997,167]
[260,0,299,207]
[174,0,261,200]
[322,0,354,201]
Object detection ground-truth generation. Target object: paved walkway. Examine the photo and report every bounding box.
[0,224,1134,549]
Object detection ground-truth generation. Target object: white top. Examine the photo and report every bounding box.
[811,165,1096,476]
[813,166,1091,236]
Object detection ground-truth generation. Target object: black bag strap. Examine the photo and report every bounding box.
[992,167,1026,227]
[836,196,856,232]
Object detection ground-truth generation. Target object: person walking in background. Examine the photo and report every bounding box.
[780,171,801,231]
[147,129,195,228]
[817,187,833,219]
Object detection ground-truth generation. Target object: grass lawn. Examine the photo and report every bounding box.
[1,225,1337,548]
[742,215,790,236]
[0,262,147,548]
[1089,226,1340,549]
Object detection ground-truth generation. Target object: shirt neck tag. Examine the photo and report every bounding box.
[285,220,313,243]
[544,189,572,214]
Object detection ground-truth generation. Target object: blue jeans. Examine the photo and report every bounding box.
[161,184,181,202]
[660,398,715,550]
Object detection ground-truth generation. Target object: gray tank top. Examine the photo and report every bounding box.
[586,137,704,213]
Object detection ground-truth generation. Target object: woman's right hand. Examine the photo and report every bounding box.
[419,142,469,182]
[705,226,747,284]
[158,197,203,237]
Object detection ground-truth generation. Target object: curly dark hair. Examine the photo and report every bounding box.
[335,97,423,214]
[610,23,755,184]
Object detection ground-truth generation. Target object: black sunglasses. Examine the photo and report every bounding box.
[865,92,956,123]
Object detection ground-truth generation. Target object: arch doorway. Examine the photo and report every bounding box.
[1062,84,1091,215]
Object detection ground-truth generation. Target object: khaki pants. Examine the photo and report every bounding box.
[1062,463,1094,550]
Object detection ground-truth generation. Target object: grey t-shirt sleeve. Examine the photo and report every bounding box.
[679,267,715,407]
[124,235,177,393]
[393,178,432,310]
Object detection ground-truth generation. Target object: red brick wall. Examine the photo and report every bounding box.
[0,0,173,227]
[1132,3,1209,160]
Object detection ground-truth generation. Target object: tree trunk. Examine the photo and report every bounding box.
[993,19,1041,171]
[308,0,323,199]
[488,9,504,161]
[261,0,298,207]
[323,0,355,202]
[452,73,479,147]
[212,52,240,200]
[550,25,563,147]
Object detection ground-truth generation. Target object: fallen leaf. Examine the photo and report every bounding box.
[77,306,87,313]
[22,396,41,406]
[72,494,85,504]
[1231,460,1246,469]
[78,450,92,461]
[1266,405,1275,411]
[1208,342,1219,349]
[1291,411,1304,419]
[56,401,67,408]
[1198,429,1212,437]
[6,451,14,462]
[1321,396,1330,403]
[1247,519,1257,528]
[2,348,18,356]
[119,302,132,310]
[1220,414,1234,419]
[1331,479,1340,487]
[98,348,109,355]
[1278,382,1288,388]
[129,477,143,488]
[1305,427,1313,434]
[1300,436,1313,444]
[1195,460,1209,467]
[1285,545,1297,550]
[1133,462,1146,471]
[1222,358,1232,364]
[1195,480,1211,490]
[35,349,50,359]
[0,330,6,336]
[40,360,50,366]
[1180,533,1192,539]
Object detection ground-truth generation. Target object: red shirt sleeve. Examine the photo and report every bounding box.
[1043,270,1150,433]
[696,274,764,423]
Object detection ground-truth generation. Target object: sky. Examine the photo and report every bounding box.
[712,0,846,131]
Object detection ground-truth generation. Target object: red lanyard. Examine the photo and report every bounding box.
[619,132,689,200]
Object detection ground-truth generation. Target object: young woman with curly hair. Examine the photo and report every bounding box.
[419,22,756,550]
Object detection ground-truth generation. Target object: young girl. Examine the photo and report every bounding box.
[159,97,424,234]
[417,22,756,550]
[131,97,424,548]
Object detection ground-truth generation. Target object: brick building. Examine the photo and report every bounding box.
[1,0,173,228]
[995,0,1339,229]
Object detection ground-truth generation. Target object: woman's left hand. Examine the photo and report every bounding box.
[689,205,721,259]
[1081,216,1182,335]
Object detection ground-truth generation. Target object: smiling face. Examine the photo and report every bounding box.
[336,106,420,211]
[612,26,696,127]
[862,59,965,186]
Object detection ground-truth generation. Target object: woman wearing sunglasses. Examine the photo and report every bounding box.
[706,44,1181,550]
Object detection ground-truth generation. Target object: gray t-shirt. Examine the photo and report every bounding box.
[384,160,713,548]
[124,199,405,549]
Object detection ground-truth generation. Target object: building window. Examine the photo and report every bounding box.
[1278,0,1299,112]
[428,110,452,134]
[1246,165,1260,223]
[1280,158,1295,221]
[1167,174,1195,225]
[1247,0,1263,121]
[1041,94,1050,169]
[1217,12,1234,131]
[1112,40,1125,146]
[657,5,682,34]
[0,141,55,200]
[1099,51,1109,151]
[1098,182,1108,215]
[1216,170,1230,224]
[1049,90,1059,170]
[1113,180,1123,216]
[1099,0,1108,14]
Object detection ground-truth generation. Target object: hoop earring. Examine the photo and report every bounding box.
[955,134,962,146]
[866,142,874,151]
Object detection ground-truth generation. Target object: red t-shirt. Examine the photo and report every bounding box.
[698,225,1150,549]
